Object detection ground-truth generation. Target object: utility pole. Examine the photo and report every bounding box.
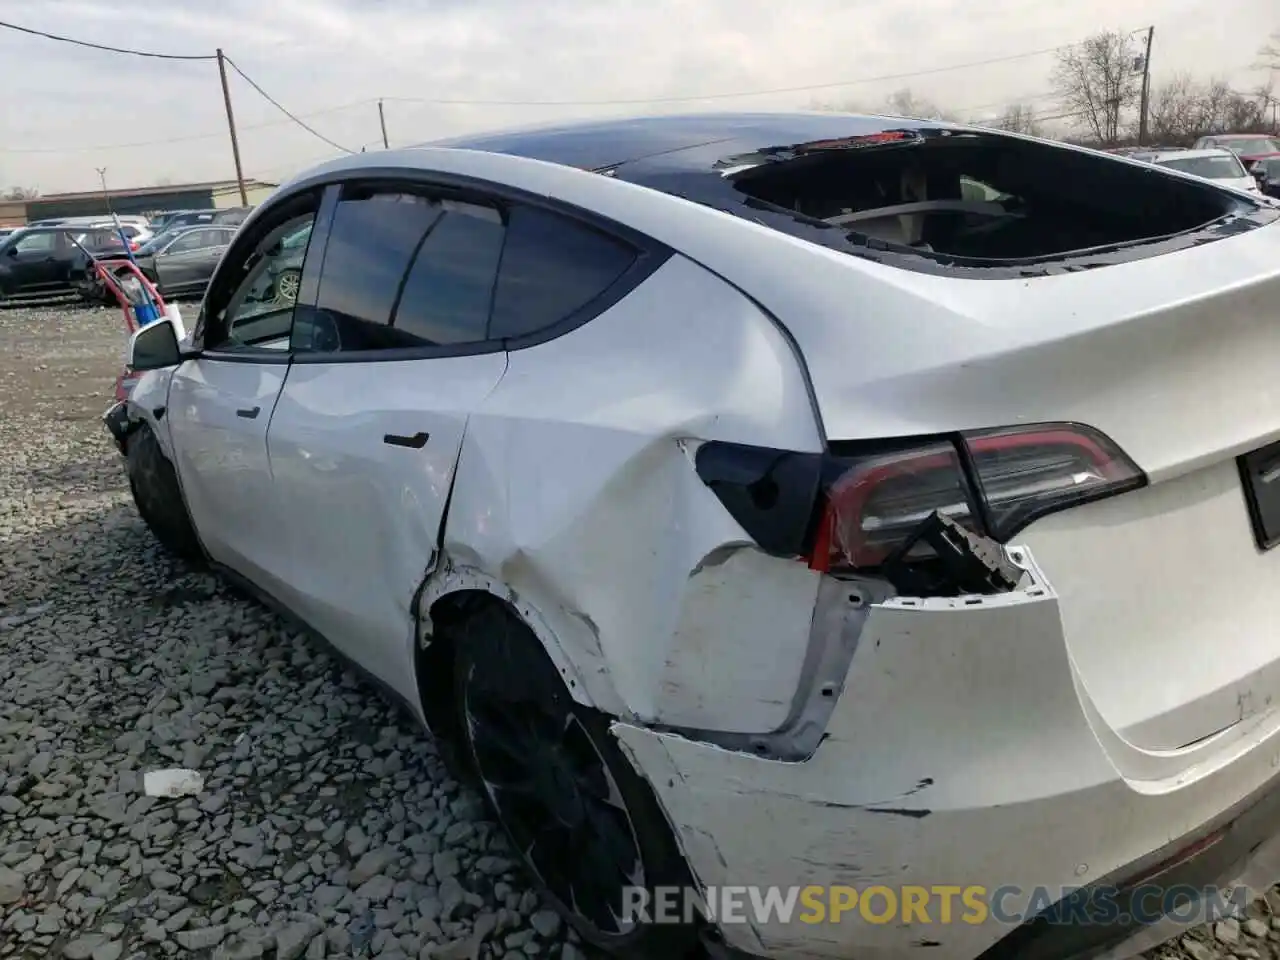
[1137,26,1155,146]
[95,167,113,216]
[378,99,389,150]
[217,48,249,206]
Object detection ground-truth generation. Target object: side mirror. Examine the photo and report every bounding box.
[128,318,188,371]
[5,246,17,257]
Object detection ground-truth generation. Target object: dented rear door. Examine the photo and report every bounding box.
[264,186,509,701]
[267,353,507,697]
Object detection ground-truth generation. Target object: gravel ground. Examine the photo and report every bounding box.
[0,301,1278,960]
[0,303,578,959]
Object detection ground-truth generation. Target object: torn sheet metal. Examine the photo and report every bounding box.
[434,253,827,733]
[611,551,1280,960]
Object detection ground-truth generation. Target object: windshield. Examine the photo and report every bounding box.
[1217,137,1280,155]
[1158,154,1247,180]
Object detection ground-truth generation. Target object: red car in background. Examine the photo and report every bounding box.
[1193,133,1280,171]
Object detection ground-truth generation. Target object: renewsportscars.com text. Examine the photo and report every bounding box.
[621,884,1251,926]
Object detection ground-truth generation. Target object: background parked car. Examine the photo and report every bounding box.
[148,209,218,232]
[1193,133,1280,169]
[1256,156,1280,199]
[212,205,254,226]
[1143,148,1262,193]
[0,224,136,301]
[149,206,254,230]
[77,224,236,302]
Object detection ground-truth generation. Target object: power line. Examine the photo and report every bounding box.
[0,18,214,60]
[222,56,355,153]
[0,99,380,154]
[377,45,1094,108]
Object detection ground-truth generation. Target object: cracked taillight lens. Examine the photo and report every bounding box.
[809,423,1144,572]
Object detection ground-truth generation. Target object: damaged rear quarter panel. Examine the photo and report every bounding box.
[439,253,826,730]
[608,559,1147,960]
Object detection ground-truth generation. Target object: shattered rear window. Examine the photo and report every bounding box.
[698,128,1277,277]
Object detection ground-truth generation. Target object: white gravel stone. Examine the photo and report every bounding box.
[1216,918,1241,944]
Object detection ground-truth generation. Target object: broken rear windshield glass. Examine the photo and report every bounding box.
[695,128,1273,277]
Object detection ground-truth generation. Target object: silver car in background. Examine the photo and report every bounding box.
[1140,148,1263,194]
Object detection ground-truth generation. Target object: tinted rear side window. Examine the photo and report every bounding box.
[489,206,637,340]
[392,202,505,346]
[314,193,443,350]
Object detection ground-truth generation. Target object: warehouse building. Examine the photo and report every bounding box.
[6,178,277,224]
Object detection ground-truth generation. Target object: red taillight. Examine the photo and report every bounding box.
[128,240,140,251]
[808,423,1144,573]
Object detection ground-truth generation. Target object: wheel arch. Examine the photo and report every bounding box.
[413,560,629,738]
[122,368,179,459]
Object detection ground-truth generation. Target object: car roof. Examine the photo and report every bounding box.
[1205,133,1274,140]
[421,112,955,175]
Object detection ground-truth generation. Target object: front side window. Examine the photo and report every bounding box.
[210,212,316,352]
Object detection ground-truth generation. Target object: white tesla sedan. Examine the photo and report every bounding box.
[106,113,1280,960]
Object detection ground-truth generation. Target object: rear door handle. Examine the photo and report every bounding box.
[383,431,429,449]
[236,406,260,419]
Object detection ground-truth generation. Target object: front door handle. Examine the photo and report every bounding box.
[236,406,260,419]
[383,431,429,449]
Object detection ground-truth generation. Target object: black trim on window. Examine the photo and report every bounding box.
[295,184,340,313]
[289,340,508,364]
[262,166,674,365]
[192,186,330,361]
[197,348,295,364]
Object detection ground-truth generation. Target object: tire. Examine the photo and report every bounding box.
[273,268,301,305]
[125,424,204,563]
[452,605,699,960]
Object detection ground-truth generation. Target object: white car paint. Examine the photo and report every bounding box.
[166,359,293,593]
[440,253,825,731]
[1142,147,1262,194]
[267,353,509,693]
[114,115,1280,960]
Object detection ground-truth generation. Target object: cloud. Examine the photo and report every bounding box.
[1,0,1275,192]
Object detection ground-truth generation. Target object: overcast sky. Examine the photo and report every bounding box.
[2,0,1276,194]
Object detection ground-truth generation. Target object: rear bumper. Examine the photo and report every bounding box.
[612,548,1280,960]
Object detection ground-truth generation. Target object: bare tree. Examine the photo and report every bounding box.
[882,88,959,121]
[1148,73,1206,143]
[1258,30,1279,71]
[1051,30,1142,145]
[990,103,1044,136]
[811,88,959,120]
[3,186,39,201]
